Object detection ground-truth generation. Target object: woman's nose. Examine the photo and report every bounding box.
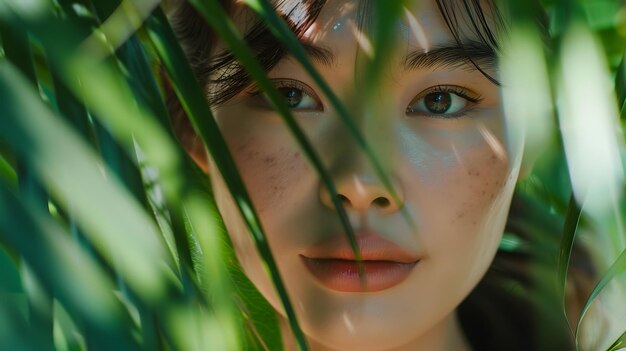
[319,173,404,215]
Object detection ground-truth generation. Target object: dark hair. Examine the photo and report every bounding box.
[165,1,593,350]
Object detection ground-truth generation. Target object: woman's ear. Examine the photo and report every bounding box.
[164,71,210,174]
[185,135,210,173]
[169,107,210,173]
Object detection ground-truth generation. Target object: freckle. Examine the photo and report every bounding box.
[472,220,477,225]
[264,156,276,164]
[293,152,300,159]
[475,172,480,177]
[490,193,495,199]
[481,191,486,196]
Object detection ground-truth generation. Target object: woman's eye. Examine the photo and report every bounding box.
[277,86,320,110]
[406,86,481,118]
[249,79,322,112]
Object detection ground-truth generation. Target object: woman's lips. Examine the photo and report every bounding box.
[300,232,420,293]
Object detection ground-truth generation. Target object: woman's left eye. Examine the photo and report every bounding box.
[249,79,322,112]
[406,86,482,118]
[277,86,320,110]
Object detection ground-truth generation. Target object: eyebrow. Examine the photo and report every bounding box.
[298,40,496,72]
[300,42,336,67]
[403,40,497,71]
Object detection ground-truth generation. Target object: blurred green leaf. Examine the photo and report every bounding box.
[0,246,21,293]
[616,51,626,116]
[606,329,626,351]
[0,153,17,186]
[0,299,50,351]
[0,59,171,302]
[0,179,137,349]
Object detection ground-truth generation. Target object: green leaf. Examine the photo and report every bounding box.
[0,153,16,186]
[606,328,626,351]
[558,195,582,301]
[575,247,626,348]
[0,59,171,302]
[0,179,137,349]
[0,246,21,293]
[182,192,243,351]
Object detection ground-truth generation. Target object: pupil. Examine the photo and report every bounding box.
[281,87,302,108]
[425,92,451,114]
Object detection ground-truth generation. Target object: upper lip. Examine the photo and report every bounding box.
[301,230,420,263]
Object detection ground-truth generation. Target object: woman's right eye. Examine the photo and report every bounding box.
[249,79,323,112]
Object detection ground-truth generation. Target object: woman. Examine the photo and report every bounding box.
[167,0,583,349]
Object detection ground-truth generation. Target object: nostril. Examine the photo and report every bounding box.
[373,197,390,208]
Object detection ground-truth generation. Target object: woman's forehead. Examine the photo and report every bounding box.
[297,0,452,50]
[229,0,496,58]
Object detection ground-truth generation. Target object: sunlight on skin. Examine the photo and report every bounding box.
[349,21,374,59]
[450,143,468,169]
[353,175,367,206]
[404,7,430,53]
[477,123,507,161]
[341,312,355,334]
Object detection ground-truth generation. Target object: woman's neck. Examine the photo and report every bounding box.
[279,311,472,351]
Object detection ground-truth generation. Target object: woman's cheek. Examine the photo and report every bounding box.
[214,106,311,215]
[400,122,511,257]
[227,136,308,215]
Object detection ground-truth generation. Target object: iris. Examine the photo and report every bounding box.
[424,92,452,114]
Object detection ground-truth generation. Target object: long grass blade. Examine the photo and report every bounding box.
[558,195,582,306]
[144,7,307,349]
[574,247,626,349]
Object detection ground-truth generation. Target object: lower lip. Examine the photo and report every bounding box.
[300,256,418,292]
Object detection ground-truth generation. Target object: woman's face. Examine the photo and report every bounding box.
[208,0,521,349]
